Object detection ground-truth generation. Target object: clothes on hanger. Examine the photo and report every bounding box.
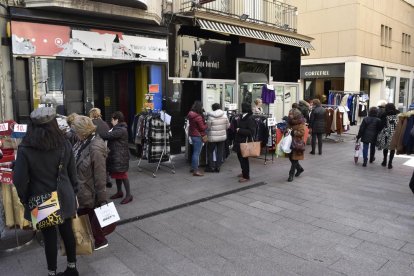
[261,84,275,104]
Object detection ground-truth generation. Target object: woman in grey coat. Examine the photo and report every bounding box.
[309,99,326,155]
[14,107,79,276]
[71,116,109,250]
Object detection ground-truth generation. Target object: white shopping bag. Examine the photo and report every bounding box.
[94,202,120,228]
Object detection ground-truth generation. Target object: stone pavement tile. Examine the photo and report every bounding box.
[310,218,358,236]
[400,242,414,255]
[218,199,283,221]
[222,193,257,205]
[198,201,233,215]
[0,254,32,276]
[294,262,344,276]
[277,209,318,224]
[115,225,187,266]
[329,216,382,233]
[275,217,320,235]
[135,218,231,274]
[329,258,382,276]
[165,259,214,276]
[376,219,414,244]
[282,238,343,267]
[309,228,363,249]
[248,201,283,213]
[349,205,399,220]
[352,230,406,250]
[244,188,307,205]
[302,201,376,223]
[376,260,414,276]
[183,205,227,223]
[265,185,327,202]
[89,257,135,276]
[332,244,389,268]
[357,241,414,265]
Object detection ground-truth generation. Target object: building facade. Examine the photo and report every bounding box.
[287,0,414,112]
[3,0,168,131]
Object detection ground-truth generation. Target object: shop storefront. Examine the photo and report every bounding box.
[10,16,168,141]
[301,64,345,103]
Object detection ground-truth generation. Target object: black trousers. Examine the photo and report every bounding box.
[207,141,225,169]
[409,169,414,194]
[41,218,76,271]
[237,149,250,179]
[311,132,323,153]
[289,154,302,176]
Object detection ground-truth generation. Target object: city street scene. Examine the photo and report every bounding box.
[0,0,414,275]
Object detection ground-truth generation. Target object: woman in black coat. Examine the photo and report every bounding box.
[356,106,382,167]
[100,111,132,204]
[309,99,326,155]
[234,102,257,183]
[14,107,79,276]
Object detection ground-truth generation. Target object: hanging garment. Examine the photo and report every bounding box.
[261,85,276,104]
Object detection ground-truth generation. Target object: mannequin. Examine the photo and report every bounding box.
[252,98,263,114]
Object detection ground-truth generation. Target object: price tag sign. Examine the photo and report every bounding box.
[0,171,13,185]
[13,124,27,133]
[227,103,237,111]
[267,117,277,126]
[0,123,9,132]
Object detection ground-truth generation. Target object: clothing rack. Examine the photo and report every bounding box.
[252,112,275,165]
[136,111,175,178]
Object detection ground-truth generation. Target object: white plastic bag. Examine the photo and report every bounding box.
[94,202,120,228]
[280,129,292,154]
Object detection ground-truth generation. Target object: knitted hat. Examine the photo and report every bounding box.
[30,107,56,125]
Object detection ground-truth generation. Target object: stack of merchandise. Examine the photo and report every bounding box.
[0,120,29,238]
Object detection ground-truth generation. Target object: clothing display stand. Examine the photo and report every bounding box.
[0,167,35,253]
[137,111,175,178]
[252,112,275,165]
[321,104,344,143]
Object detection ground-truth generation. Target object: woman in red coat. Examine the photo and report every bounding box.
[187,101,207,176]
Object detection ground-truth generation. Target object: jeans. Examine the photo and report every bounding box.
[41,219,76,271]
[362,142,376,161]
[207,141,225,169]
[311,132,323,153]
[190,136,203,171]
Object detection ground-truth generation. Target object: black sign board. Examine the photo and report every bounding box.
[301,64,345,79]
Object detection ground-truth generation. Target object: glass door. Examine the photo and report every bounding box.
[203,81,235,113]
[269,83,298,122]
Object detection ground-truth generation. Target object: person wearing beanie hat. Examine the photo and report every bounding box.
[13,107,79,276]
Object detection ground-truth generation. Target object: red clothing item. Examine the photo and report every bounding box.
[110,172,128,179]
[187,111,207,137]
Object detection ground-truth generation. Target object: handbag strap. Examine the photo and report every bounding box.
[56,147,65,188]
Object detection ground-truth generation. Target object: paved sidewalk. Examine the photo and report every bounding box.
[2,129,414,275]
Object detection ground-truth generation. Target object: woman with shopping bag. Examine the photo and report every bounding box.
[71,116,109,251]
[234,102,257,183]
[287,108,306,182]
[14,107,79,276]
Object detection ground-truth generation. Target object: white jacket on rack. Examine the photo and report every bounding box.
[207,109,230,142]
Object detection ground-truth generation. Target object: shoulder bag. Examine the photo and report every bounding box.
[240,137,261,158]
[29,148,65,230]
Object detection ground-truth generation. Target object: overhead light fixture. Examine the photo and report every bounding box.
[240,14,249,21]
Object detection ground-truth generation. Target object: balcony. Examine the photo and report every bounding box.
[177,0,298,33]
[21,0,162,25]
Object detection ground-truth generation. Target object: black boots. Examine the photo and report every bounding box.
[295,167,304,177]
[362,159,368,167]
[287,174,294,182]
[369,157,375,163]
[388,161,393,169]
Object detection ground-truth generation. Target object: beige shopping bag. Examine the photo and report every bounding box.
[61,214,94,256]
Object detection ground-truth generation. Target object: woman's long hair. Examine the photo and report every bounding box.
[22,119,65,151]
[191,101,204,115]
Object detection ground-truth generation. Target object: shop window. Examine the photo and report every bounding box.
[402,33,411,54]
[385,76,396,104]
[304,80,314,101]
[381,25,392,48]
[398,78,409,112]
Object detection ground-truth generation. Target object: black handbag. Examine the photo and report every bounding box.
[28,148,65,230]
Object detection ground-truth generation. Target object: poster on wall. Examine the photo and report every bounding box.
[11,21,168,62]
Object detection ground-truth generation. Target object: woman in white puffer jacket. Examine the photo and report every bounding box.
[205,103,230,172]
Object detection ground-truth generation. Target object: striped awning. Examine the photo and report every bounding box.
[197,19,314,50]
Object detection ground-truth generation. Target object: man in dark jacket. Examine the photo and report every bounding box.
[309,99,326,155]
[356,106,382,167]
